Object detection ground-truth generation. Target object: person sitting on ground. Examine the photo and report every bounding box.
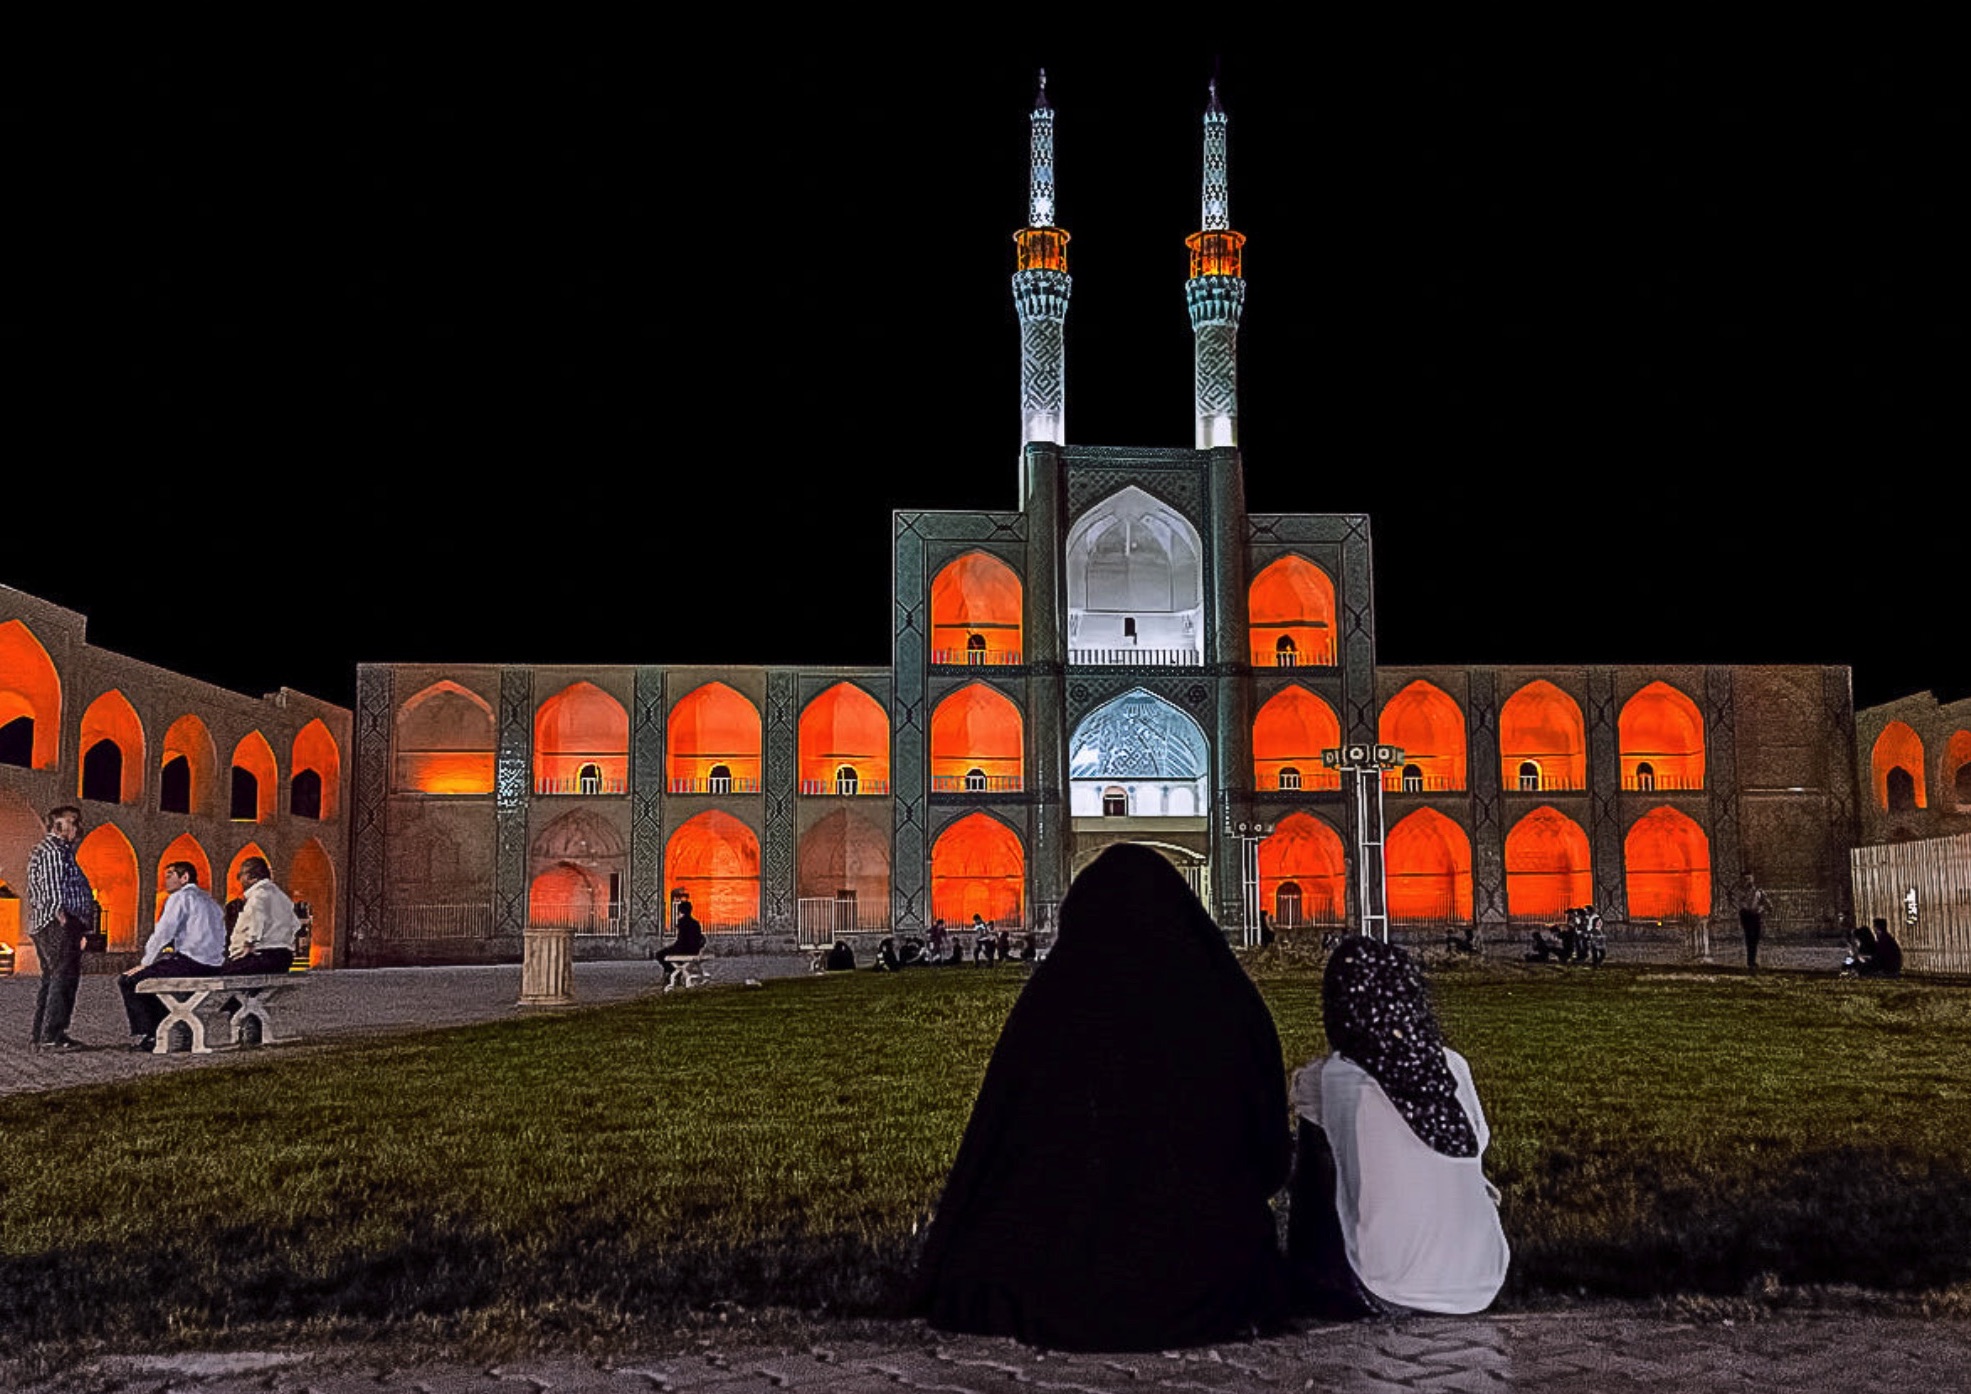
[658,898,706,976]
[945,938,966,967]
[899,935,927,967]
[876,937,902,972]
[119,860,227,1051]
[1843,918,1879,975]
[1525,927,1561,963]
[1288,935,1509,1318]
[1859,917,1904,978]
[1555,913,1580,964]
[972,914,996,965]
[1446,924,1478,954]
[1017,932,1037,963]
[927,918,949,960]
[221,857,302,975]
[824,939,856,972]
[913,843,1290,1351]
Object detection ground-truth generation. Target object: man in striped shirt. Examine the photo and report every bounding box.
[27,804,96,1050]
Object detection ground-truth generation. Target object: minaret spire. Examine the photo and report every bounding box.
[1186,72,1246,449]
[1013,68,1071,464]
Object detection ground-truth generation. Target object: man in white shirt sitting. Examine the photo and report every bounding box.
[220,856,302,975]
[119,860,228,1051]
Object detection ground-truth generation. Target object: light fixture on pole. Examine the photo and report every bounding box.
[1322,744,1406,943]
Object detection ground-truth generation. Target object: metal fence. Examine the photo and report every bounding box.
[387,904,497,941]
[1067,648,1202,667]
[929,649,1025,666]
[1851,833,1971,976]
[794,897,893,946]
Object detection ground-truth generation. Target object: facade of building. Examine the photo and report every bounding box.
[1856,691,1971,846]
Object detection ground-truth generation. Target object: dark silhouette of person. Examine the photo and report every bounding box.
[1860,917,1904,978]
[659,898,705,973]
[913,843,1289,1351]
[1734,872,1772,970]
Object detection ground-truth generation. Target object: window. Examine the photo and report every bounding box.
[231,767,259,820]
[160,755,192,814]
[835,765,859,795]
[0,717,32,768]
[1275,636,1298,668]
[1402,763,1424,793]
[291,768,324,819]
[1102,786,1128,816]
[966,633,987,664]
[1279,766,1302,791]
[1886,766,1917,813]
[81,740,123,803]
[578,763,603,795]
[1635,761,1656,792]
[1276,881,1303,927]
[965,767,987,792]
[1517,761,1541,792]
[708,763,733,795]
[1123,616,1137,640]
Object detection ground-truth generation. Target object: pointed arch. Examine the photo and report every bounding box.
[1253,685,1341,791]
[226,841,272,903]
[668,682,762,792]
[1499,680,1586,791]
[1624,806,1711,919]
[930,683,1024,792]
[76,823,139,951]
[78,690,145,805]
[665,809,761,928]
[931,552,1024,663]
[1505,806,1593,920]
[1619,681,1705,790]
[290,718,342,820]
[1386,808,1473,923]
[1068,687,1210,816]
[799,682,891,793]
[930,811,1025,926]
[529,861,609,930]
[160,714,219,816]
[1259,812,1347,926]
[230,730,278,822]
[1066,486,1205,660]
[534,681,629,795]
[1871,721,1928,812]
[155,833,214,923]
[1948,730,1971,808]
[394,680,496,794]
[798,806,891,919]
[1378,680,1467,791]
[1249,555,1336,667]
[0,618,62,769]
[289,838,336,966]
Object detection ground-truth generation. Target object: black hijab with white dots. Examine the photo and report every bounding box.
[1322,935,1479,1158]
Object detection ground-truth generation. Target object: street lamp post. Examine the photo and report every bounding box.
[1223,814,1275,947]
[1322,743,1406,943]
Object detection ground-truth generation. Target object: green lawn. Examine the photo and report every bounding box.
[2,959,1967,1359]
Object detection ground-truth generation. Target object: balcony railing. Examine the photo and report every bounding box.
[930,649,1025,666]
[1251,640,1337,667]
[534,775,629,796]
[799,778,892,796]
[1262,771,1343,792]
[1382,772,1465,793]
[1621,773,1704,792]
[1508,773,1585,792]
[931,774,1025,794]
[387,903,496,941]
[669,776,763,795]
[529,906,629,935]
[1068,647,1203,667]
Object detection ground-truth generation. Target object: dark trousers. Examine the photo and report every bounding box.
[29,922,82,1045]
[1739,910,1763,968]
[222,948,294,975]
[119,957,222,1036]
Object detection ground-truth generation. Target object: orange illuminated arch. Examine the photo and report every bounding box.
[0,789,43,954]
[290,838,336,966]
[160,714,219,816]
[1386,808,1473,923]
[76,823,139,952]
[1624,806,1711,920]
[1249,556,1336,667]
[1500,681,1586,790]
[290,719,342,820]
[1505,806,1593,920]
[226,842,272,903]
[154,834,214,922]
[1253,686,1341,791]
[1259,813,1346,925]
[1379,680,1466,791]
[1948,730,1971,807]
[1871,721,1927,811]
[535,682,628,794]
[668,682,762,789]
[930,683,1024,790]
[0,619,62,770]
[798,807,891,917]
[930,811,1025,925]
[666,809,761,928]
[1619,681,1704,790]
[931,552,1024,662]
[395,680,496,794]
[529,861,609,929]
[78,690,145,805]
[230,731,278,822]
[799,682,891,792]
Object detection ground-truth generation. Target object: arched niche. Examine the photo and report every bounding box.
[931,552,1023,664]
[1378,680,1467,791]
[930,683,1024,793]
[1249,555,1336,668]
[1499,681,1586,791]
[1619,681,1705,790]
[799,683,891,793]
[1625,806,1711,920]
[1259,812,1346,926]
[1505,806,1593,920]
[1949,730,1971,808]
[155,833,214,923]
[930,811,1025,926]
[0,619,62,770]
[666,809,761,928]
[1068,687,1209,817]
[290,838,337,965]
[668,682,762,792]
[1253,686,1341,792]
[226,842,272,903]
[534,681,628,795]
[1386,808,1473,923]
[529,862,610,930]
[797,807,891,929]
[1871,721,1927,811]
[161,714,218,816]
[1065,486,1204,661]
[230,731,278,823]
[291,719,342,820]
[394,680,496,794]
[77,823,139,951]
[78,690,145,805]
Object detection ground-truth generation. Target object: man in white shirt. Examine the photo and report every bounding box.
[221,856,302,975]
[119,861,227,1051]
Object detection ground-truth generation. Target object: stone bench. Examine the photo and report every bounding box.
[661,955,712,992]
[134,973,301,1054]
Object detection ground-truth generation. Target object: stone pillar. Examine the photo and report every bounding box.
[1025,441,1071,917]
[518,925,574,1006]
[1208,446,1253,933]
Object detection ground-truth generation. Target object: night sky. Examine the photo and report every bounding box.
[10,42,1962,711]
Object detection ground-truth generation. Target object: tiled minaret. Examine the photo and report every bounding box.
[1013,70,1071,463]
[1186,79,1246,449]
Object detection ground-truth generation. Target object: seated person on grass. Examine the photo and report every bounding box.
[1859,917,1904,978]
[119,860,227,1051]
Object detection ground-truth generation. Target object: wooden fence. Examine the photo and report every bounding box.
[1850,832,1971,976]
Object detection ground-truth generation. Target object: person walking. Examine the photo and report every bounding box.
[1733,871,1773,971]
[26,804,97,1050]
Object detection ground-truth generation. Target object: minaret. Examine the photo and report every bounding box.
[1013,70,1071,461]
[1186,78,1246,449]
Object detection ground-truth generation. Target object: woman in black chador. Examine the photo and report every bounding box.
[912,843,1290,1351]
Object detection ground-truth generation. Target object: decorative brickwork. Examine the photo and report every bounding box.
[1587,669,1625,915]
[1341,516,1377,745]
[893,514,928,926]
[1706,667,1741,894]
[350,664,392,951]
[763,671,797,932]
[630,666,667,931]
[494,667,532,934]
[1468,669,1507,928]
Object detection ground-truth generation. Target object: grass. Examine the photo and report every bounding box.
[2,958,1968,1364]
